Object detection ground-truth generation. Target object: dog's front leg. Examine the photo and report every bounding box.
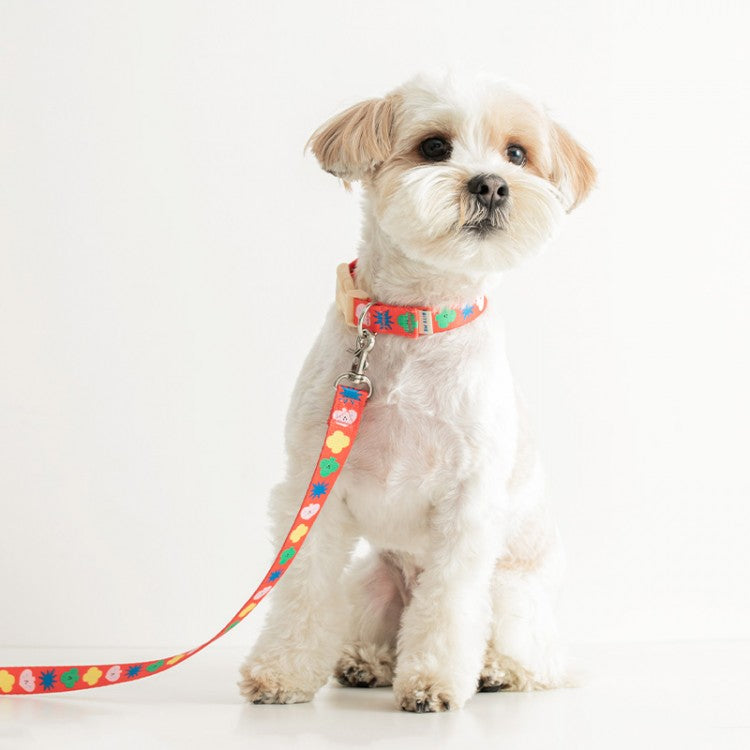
[238,475,357,704]
[393,475,501,712]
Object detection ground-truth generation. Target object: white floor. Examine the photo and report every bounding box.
[1,641,748,750]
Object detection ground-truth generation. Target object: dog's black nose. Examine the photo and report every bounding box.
[467,174,509,209]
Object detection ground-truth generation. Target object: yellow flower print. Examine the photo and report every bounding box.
[83,666,103,686]
[289,523,309,543]
[0,669,15,693]
[325,430,350,454]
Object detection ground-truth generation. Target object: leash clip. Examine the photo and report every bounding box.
[334,301,376,398]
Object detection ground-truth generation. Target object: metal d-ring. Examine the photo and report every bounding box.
[333,371,373,398]
[357,300,375,339]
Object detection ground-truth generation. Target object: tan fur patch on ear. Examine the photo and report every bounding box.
[550,123,597,212]
[306,97,396,183]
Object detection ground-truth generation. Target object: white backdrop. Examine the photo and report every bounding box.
[1,1,749,655]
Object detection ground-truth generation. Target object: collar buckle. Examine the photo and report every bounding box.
[335,263,368,328]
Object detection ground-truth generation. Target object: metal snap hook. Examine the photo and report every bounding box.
[334,300,378,399]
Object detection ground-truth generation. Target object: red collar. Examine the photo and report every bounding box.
[335,260,487,338]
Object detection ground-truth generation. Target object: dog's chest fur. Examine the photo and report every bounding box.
[337,313,517,557]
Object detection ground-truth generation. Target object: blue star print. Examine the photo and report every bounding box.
[269,570,282,582]
[461,304,474,319]
[374,310,393,330]
[126,665,142,678]
[310,482,328,498]
[40,669,56,691]
[341,387,361,404]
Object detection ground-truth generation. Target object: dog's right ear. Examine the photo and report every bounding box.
[306,97,396,185]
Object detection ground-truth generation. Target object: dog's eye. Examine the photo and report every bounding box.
[419,137,452,161]
[506,144,527,166]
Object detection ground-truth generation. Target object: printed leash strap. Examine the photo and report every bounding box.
[0,379,370,696]
[0,260,486,697]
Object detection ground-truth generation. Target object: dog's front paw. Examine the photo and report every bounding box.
[393,673,459,713]
[238,662,315,705]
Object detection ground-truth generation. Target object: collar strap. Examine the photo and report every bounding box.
[335,260,487,338]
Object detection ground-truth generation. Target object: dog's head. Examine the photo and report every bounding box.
[307,73,595,275]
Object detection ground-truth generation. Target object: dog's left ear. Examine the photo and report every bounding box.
[549,122,597,212]
[307,97,396,185]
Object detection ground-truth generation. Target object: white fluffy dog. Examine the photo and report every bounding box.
[239,72,595,712]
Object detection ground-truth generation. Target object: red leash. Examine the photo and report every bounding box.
[0,263,486,696]
[0,377,368,695]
